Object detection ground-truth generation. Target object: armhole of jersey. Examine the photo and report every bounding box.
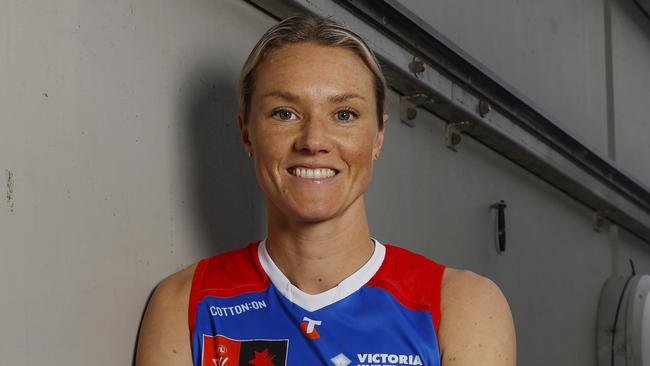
[432,264,446,338]
[368,244,447,342]
[188,258,209,340]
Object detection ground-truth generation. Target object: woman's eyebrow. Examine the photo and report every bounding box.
[263,90,300,103]
[328,93,367,104]
[262,91,367,104]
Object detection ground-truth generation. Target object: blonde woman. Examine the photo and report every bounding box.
[136,15,516,366]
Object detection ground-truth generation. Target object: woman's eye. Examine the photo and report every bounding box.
[273,110,295,121]
[336,109,357,121]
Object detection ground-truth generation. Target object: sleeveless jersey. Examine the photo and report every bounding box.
[188,238,446,366]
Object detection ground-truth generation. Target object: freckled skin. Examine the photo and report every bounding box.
[238,42,386,224]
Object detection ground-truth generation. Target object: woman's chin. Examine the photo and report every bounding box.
[287,205,342,224]
[266,192,365,224]
[294,213,337,224]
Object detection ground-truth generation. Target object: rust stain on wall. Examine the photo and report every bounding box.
[6,170,14,212]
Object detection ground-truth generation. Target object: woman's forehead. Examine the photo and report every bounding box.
[253,42,375,99]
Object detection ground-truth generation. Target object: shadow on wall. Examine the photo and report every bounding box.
[132,63,266,365]
[181,63,265,255]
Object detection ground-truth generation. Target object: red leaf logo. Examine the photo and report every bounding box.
[248,348,276,366]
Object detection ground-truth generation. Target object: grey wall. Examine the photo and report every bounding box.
[610,0,650,188]
[394,0,650,365]
[0,0,270,364]
[370,84,650,366]
[1,0,649,365]
[397,0,650,189]
[398,0,610,158]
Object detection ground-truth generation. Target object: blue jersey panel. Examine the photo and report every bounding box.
[192,285,440,366]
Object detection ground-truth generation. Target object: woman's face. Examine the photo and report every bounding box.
[239,42,387,223]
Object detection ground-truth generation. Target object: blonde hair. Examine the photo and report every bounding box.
[237,14,387,129]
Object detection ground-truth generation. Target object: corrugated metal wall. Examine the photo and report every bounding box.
[0,0,648,365]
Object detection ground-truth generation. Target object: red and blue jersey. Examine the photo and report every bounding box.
[188,238,445,366]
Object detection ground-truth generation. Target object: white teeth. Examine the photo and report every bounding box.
[290,167,337,179]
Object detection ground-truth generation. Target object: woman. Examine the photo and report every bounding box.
[136,15,516,366]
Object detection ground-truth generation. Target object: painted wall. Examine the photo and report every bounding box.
[610,0,650,188]
[371,85,649,366]
[0,0,270,364]
[398,0,610,158]
[395,0,650,364]
[398,0,650,189]
[1,0,649,365]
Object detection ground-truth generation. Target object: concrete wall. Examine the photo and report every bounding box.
[610,0,650,188]
[394,0,650,364]
[0,0,270,364]
[398,0,650,189]
[370,85,650,366]
[398,0,610,158]
[1,0,649,365]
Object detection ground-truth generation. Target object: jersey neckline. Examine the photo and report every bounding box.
[257,237,386,312]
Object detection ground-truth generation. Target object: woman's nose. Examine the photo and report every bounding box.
[294,116,333,155]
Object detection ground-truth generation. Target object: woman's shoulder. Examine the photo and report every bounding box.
[440,268,507,317]
[155,262,198,300]
[441,267,499,297]
[135,262,198,365]
[438,267,516,365]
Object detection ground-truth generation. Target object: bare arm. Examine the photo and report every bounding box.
[438,268,516,366]
[135,264,197,366]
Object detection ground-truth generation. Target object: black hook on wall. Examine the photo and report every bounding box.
[491,200,507,253]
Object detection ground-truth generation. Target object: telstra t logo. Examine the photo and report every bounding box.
[300,316,322,340]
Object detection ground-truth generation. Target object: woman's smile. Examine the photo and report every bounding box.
[287,166,339,182]
[288,167,338,179]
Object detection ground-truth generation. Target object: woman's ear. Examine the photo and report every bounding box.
[237,111,253,155]
[373,113,389,160]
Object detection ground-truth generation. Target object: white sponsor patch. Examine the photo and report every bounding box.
[331,353,352,366]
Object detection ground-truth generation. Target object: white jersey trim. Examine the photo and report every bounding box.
[258,237,386,312]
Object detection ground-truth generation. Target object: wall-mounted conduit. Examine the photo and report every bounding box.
[247,0,650,245]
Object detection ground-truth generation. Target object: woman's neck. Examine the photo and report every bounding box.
[264,199,375,295]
